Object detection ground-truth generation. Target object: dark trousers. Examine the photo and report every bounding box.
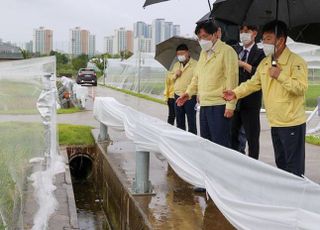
[175,94,197,134]
[167,98,175,125]
[200,105,231,147]
[231,109,260,159]
[238,126,247,154]
[271,123,306,176]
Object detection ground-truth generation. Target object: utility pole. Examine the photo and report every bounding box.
[103,56,108,86]
[137,49,142,94]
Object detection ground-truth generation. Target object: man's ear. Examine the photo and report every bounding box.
[278,37,286,47]
[252,30,258,38]
[217,28,222,39]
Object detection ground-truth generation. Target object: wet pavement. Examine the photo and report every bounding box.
[91,86,319,229]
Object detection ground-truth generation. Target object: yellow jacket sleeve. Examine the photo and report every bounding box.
[163,71,175,101]
[163,73,170,101]
[185,66,198,97]
[234,67,262,99]
[224,48,239,110]
[277,59,308,96]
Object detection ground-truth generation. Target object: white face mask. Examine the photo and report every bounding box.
[240,33,252,46]
[199,39,213,52]
[177,55,187,63]
[263,43,275,56]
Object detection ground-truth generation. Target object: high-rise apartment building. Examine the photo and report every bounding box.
[104,36,114,54]
[152,19,165,51]
[70,27,94,57]
[126,30,134,53]
[173,25,181,36]
[33,27,53,55]
[89,34,96,57]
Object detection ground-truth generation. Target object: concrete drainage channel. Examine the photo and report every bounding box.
[66,146,112,230]
[65,138,152,230]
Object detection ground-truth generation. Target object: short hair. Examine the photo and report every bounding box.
[240,25,259,31]
[262,20,288,39]
[195,21,219,35]
[176,44,189,52]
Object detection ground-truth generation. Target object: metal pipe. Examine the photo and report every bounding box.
[134,151,151,194]
[207,0,212,11]
[98,122,109,142]
[272,0,280,67]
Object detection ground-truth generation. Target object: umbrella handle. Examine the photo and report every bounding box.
[207,0,212,11]
[272,55,277,67]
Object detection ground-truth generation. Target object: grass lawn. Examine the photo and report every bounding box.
[100,84,165,105]
[0,81,41,115]
[306,84,320,109]
[57,107,82,114]
[306,135,320,146]
[58,124,95,146]
[0,122,95,228]
[0,122,45,228]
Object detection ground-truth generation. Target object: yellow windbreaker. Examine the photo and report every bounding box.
[164,72,175,101]
[186,39,238,109]
[170,58,197,96]
[234,47,308,127]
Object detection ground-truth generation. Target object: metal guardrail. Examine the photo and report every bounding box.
[98,122,153,195]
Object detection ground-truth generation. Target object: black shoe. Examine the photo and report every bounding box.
[194,187,206,193]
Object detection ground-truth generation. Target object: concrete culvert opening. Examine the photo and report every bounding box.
[69,154,93,179]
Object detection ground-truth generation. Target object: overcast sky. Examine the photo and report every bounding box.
[1,0,211,52]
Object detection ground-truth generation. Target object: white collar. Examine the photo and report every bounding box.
[242,42,255,53]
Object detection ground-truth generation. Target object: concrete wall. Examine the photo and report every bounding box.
[95,143,152,230]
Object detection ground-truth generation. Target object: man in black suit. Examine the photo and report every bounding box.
[231,25,265,159]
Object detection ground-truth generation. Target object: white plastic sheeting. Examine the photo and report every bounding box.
[73,84,89,109]
[287,38,320,71]
[103,53,166,97]
[307,106,320,137]
[0,57,64,229]
[94,97,320,230]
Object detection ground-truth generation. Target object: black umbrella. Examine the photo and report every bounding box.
[211,0,320,28]
[155,36,201,70]
[211,0,320,64]
[143,0,213,10]
[197,14,240,46]
[143,0,169,8]
[288,23,320,45]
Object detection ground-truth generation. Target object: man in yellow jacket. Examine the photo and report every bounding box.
[164,70,175,125]
[170,44,198,134]
[177,21,238,147]
[223,20,308,176]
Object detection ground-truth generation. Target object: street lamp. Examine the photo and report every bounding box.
[103,56,107,86]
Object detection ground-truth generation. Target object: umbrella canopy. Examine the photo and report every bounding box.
[197,12,212,24]
[155,36,201,70]
[289,23,320,45]
[211,0,320,28]
[197,14,240,45]
[143,0,213,9]
[143,0,169,7]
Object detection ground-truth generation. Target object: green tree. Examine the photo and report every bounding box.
[90,56,104,72]
[120,50,133,60]
[71,54,89,71]
[19,48,32,59]
[112,54,121,59]
[50,51,69,65]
